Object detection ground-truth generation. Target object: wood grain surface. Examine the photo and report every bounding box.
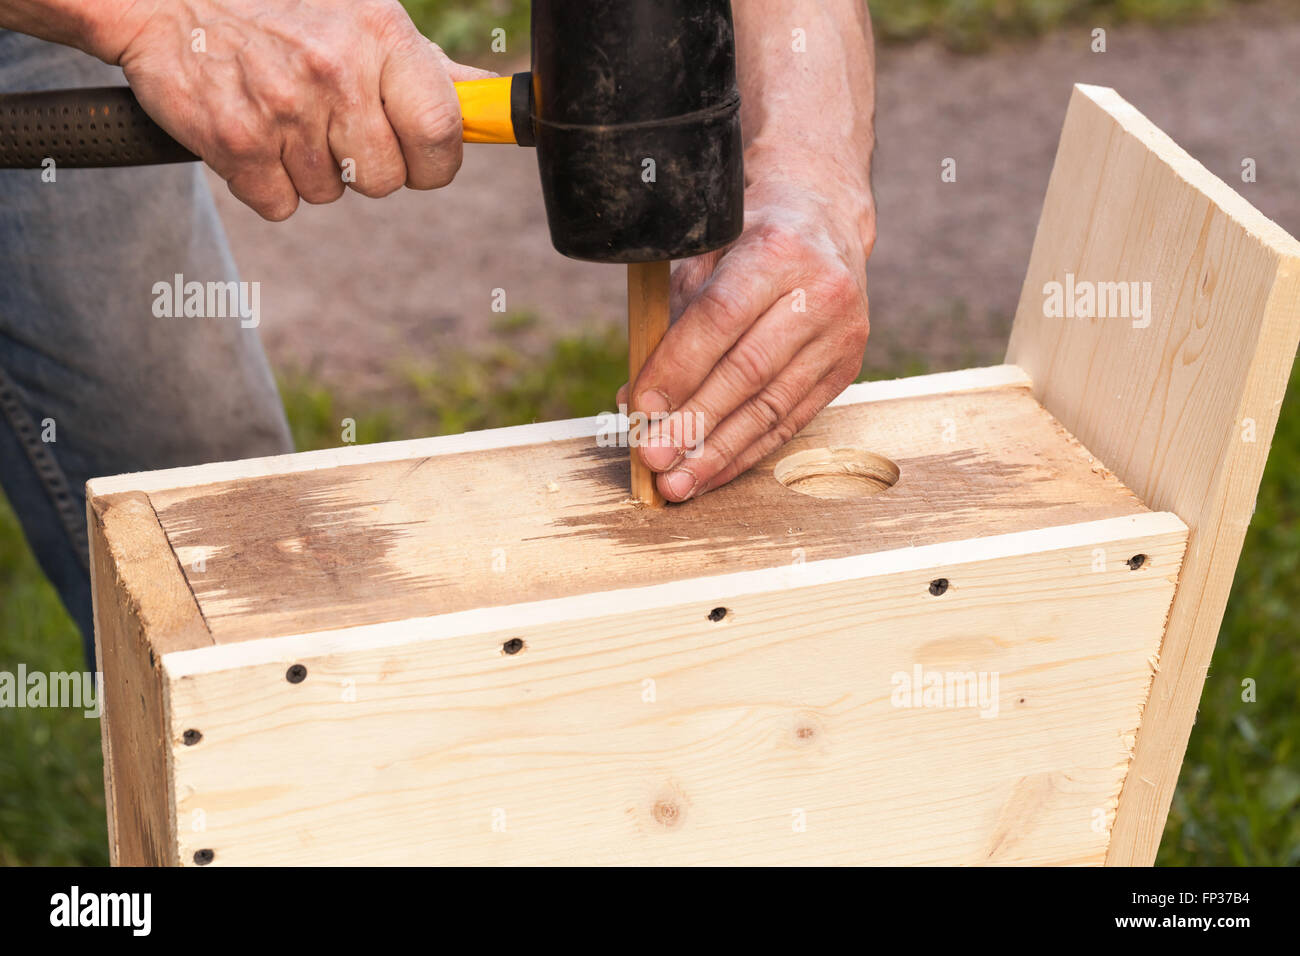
[89,491,209,865]
[161,513,1186,865]
[144,383,1150,645]
[1006,85,1300,865]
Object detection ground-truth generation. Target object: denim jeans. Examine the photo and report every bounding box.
[0,32,293,667]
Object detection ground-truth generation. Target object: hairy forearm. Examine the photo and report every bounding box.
[732,0,877,251]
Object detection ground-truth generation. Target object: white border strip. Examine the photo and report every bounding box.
[163,510,1184,679]
[87,365,1032,497]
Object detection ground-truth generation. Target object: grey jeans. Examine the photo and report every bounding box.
[0,32,293,667]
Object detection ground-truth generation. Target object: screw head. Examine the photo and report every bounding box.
[502,638,524,655]
[707,607,728,622]
[286,664,308,684]
[1127,554,1147,570]
[193,849,214,866]
[182,729,202,746]
[929,578,949,596]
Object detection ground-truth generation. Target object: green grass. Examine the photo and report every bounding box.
[403,0,1247,57]
[0,503,109,866]
[279,323,627,449]
[1,323,1296,865]
[402,0,530,58]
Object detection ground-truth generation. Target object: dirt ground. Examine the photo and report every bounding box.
[210,3,1300,403]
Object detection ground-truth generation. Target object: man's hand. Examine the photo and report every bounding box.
[618,0,877,502]
[86,0,486,220]
[621,177,874,502]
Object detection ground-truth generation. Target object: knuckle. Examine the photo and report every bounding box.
[753,220,804,259]
[299,42,348,86]
[213,123,262,162]
[674,408,709,451]
[260,79,302,120]
[403,102,464,188]
[695,282,750,340]
[724,337,776,394]
[704,430,739,468]
[827,335,866,386]
[770,416,799,448]
[349,148,407,196]
[827,356,864,395]
[302,179,346,204]
[426,155,462,189]
[259,192,299,222]
[719,342,770,397]
[847,307,873,352]
[816,267,864,314]
[353,170,405,198]
[834,310,870,355]
[410,100,463,149]
[747,388,787,433]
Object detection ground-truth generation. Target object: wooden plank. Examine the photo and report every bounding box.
[143,383,1151,645]
[159,512,1186,866]
[88,491,212,866]
[84,364,1031,497]
[1005,84,1300,865]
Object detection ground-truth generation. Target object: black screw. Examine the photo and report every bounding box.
[502,638,524,655]
[193,849,214,866]
[1127,554,1147,570]
[182,729,202,746]
[285,664,307,684]
[929,578,949,596]
[708,607,727,622]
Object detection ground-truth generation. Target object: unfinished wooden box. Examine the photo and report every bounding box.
[89,86,1300,866]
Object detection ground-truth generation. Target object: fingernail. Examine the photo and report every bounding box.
[665,468,699,501]
[634,388,671,415]
[639,419,680,470]
[641,441,683,472]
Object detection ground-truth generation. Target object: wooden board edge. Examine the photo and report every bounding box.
[829,363,1031,406]
[160,510,1187,681]
[87,497,121,865]
[1104,260,1300,866]
[1005,83,1300,864]
[85,365,1033,497]
[89,491,212,865]
[1071,84,1300,258]
[89,491,214,655]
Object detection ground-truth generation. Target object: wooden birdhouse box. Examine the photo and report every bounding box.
[88,86,1300,866]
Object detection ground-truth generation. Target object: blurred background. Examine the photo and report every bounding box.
[2,0,1298,865]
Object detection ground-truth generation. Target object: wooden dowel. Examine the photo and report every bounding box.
[627,260,671,507]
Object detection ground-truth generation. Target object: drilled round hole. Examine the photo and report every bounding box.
[774,447,899,500]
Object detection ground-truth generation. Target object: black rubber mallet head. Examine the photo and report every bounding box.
[523,0,745,263]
